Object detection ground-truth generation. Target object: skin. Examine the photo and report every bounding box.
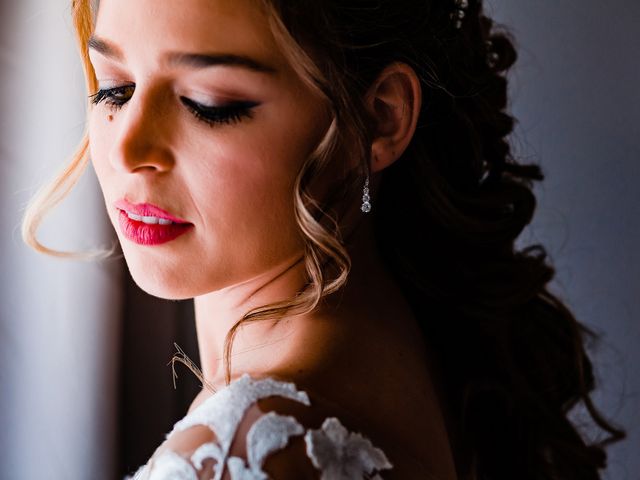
[88,0,457,477]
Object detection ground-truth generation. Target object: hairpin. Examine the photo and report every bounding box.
[450,0,469,29]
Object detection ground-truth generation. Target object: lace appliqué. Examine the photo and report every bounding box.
[124,373,393,480]
[146,450,198,480]
[305,418,393,480]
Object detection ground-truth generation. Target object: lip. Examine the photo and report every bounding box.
[114,198,194,246]
[117,210,194,246]
[114,199,192,224]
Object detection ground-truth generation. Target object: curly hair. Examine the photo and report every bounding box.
[22,1,626,478]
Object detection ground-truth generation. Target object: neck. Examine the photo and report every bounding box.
[193,213,412,390]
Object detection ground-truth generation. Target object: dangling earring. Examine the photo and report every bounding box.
[361,175,371,213]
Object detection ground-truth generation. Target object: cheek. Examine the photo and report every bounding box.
[184,132,304,273]
[183,92,324,219]
[178,117,308,276]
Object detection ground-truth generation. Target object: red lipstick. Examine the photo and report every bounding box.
[114,199,193,246]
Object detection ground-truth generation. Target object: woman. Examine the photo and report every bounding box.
[22,0,626,478]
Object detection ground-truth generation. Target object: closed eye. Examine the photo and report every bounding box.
[88,85,258,127]
[180,97,257,126]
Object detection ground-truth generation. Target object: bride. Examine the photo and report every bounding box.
[22,0,625,478]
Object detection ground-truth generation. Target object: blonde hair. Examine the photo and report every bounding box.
[22,0,362,388]
[21,3,117,261]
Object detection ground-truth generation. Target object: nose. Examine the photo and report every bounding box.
[108,88,175,174]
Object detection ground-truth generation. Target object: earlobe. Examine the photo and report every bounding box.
[365,62,422,174]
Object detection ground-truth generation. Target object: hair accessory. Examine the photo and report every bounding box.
[450,0,469,29]
[361,176,371,213]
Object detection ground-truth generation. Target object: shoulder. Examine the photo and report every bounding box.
[126,373,393,480]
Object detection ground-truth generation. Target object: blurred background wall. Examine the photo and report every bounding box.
[0,2,123,480]
[488,1,640,477]
[0,1,637,479]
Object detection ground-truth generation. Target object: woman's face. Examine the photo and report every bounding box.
[88,0,332,299]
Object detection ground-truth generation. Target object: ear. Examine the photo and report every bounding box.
[364,62,422,174]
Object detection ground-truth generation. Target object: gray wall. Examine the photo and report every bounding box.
[489,1,640,478]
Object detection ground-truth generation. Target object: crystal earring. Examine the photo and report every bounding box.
[361,175,371,213]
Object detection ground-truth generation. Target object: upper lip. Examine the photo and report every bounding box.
[114,199,192,224]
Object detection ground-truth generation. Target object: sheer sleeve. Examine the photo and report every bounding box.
[124,374,393,480]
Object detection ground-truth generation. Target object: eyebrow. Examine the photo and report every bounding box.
[87,35,278,75]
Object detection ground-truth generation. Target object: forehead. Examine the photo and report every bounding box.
[93,0,284,70]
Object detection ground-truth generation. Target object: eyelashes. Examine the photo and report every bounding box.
[89,85,134,110]
[180,97,256,127]
[88,85,257,127]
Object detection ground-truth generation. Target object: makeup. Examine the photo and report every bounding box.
[118,210,193,245]
[115,199,194,246]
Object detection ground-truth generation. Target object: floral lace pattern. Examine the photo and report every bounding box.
[124,374,392,480]
[305,418,392,480]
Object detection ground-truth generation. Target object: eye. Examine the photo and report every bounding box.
[88,86,258,127]
[179,97,257,127]
[89,85,134,111]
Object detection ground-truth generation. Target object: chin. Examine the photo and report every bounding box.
[130,271,195,300]
[123,253,198,301]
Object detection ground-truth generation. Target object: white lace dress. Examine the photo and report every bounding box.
[124,373,393,480]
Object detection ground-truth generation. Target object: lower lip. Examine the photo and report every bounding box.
[118,210,194,246]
